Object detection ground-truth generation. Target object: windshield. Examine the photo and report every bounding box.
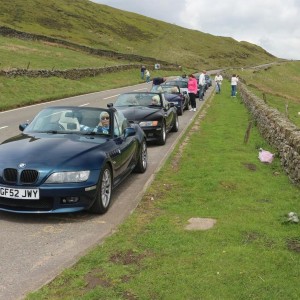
[23,107,113,136]
[115,92,162,107]
[151,85,179,94]
[163,81,187,89]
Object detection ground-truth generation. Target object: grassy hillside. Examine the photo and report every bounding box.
[0,0,278,69]
[236,61,300,126]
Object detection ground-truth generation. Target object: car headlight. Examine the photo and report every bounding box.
[139,121,159,127]
[45,171,90,183]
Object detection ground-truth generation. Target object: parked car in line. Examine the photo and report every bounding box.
[195,74,212,96]
[0,106,147,214]
[111,92,179,145]
[205,74,212,88]
[161,79,190,108]
[150,84,187,115]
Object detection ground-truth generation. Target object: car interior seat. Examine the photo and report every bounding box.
[59,111,80,130]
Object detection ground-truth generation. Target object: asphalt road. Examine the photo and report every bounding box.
[0,81,213,300]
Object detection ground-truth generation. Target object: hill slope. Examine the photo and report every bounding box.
[0,0,277,68]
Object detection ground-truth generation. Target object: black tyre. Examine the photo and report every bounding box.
[171,114,179,132]
[178,105,183,116]
[133,140,147,173]
[157,122,166,145]
[184,97,190,110]
[89,164,112,214]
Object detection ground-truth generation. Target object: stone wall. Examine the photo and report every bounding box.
[239,82,300,184]
[0,63,179,80]
[0,65,137,79]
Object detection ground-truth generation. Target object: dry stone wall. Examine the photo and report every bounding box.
[0,65,138,79]
[239,82,300,185]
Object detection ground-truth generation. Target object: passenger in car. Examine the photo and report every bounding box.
[151,95,160,105]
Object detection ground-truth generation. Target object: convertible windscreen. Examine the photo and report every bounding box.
[23,107,113,135]
[115,93,162,107]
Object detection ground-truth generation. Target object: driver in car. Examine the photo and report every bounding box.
[95,112,110,134]
[80,111,110,134]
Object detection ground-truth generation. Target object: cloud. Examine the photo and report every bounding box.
[91,0,300,59]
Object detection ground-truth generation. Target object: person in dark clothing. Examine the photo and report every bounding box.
[152,77,166,86]
[140,65,146,79]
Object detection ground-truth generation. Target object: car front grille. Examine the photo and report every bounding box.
[3,168,39,184]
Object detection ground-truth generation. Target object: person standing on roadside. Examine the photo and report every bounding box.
[231,74,239,97]
[188,74,198,111]
[140,65,146,79]
[198,70,206,100]
[152,77,166,86]
[145,69,150,83]
[214,73,223,94]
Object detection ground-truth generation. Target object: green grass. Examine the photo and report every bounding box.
[237,61,300,126]
[0,36,132,70]
[0,69,181,111]
[0,0,278,69]
[26,81,300,300]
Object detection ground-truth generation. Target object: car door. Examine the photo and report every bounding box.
[112,112,137,184]
[161,94,174,132]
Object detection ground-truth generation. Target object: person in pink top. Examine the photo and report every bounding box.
[188,74,198,111]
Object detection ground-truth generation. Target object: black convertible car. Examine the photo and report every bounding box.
[0,106,147,214]
[161,80,190,107]
[150,85,187,115]
[111,92,179,145]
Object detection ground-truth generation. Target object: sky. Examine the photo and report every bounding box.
[90,0,300,60]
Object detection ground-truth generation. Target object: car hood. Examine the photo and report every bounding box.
[0,133,107,170]
[116,106,162,121]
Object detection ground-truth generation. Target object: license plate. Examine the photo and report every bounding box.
[0,186,40,200]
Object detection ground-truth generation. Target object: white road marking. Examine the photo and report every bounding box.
[134,88,148,91]
[103,94,120,100]
[0,126,8,130]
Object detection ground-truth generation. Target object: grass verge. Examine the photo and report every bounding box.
[0,69,182,111]
[26,82,300,300]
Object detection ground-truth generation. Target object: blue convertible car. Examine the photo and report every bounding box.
[0,106,147,214]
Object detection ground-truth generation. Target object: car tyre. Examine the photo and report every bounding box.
[178,105,183,116]
[171,114,179,132]
[133,139,147,173]
[89,164,112,214]
[184,98,190,110]
[157,122,166,145]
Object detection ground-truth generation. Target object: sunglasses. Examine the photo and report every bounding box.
[101,116,109,120]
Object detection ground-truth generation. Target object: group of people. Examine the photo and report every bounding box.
[214,72,239,97]
[141,65,239,105]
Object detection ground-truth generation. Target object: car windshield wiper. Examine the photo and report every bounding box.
[43,130,59,134]
[80,131,96,135]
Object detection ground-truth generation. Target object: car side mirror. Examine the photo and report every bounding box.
[19,123,29,132]
[124,127,136,138]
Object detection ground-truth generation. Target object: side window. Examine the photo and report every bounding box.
[114,111,129,137]
[161,94,168,109]
[113,115,122,137]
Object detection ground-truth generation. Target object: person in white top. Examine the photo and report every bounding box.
[214,73,223,94]
[231,74,239,97]
[198,70,206,100]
